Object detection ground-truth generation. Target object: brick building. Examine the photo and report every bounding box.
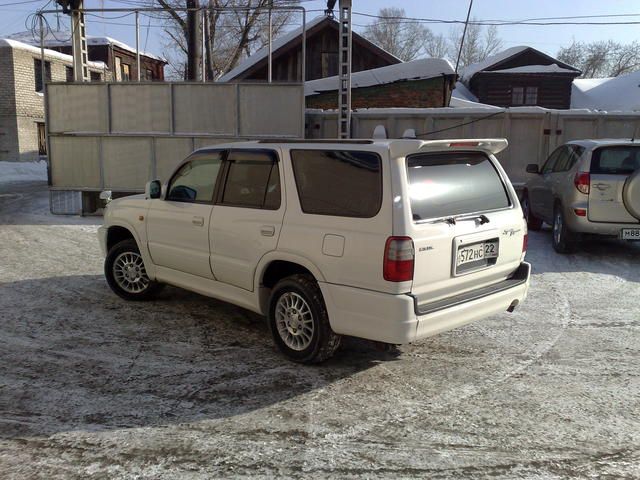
[305,58,457,110]
[0,39,106,162]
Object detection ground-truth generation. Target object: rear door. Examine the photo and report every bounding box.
[529,146,562,221]
[588,146,640,223]
[209,149,284,291]
[406,150,525,303]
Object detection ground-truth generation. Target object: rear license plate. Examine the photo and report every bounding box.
[456,240,499,273]
[621,228,640,240]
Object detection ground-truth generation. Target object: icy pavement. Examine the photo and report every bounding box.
[0,181,639,479]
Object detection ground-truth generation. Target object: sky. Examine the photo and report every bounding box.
[1,0,640,60]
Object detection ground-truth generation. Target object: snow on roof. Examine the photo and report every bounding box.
[0,38,106,69]
[451,81,478,102]
[6,30,165,62]
[304,58,455,96]
[218,16,327,82]
[459,46,530,83]
[571,70,640,111]
[490,64,578,74]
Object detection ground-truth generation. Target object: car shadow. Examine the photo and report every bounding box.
[0,274,393,440]
[527,228,640,281]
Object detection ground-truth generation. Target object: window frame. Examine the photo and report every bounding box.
[511,86,524,105]
[524,86,538,105]
[214,148,282,211]
[34,58,52,92]
[165,149,227,204]
[290,148,384,219]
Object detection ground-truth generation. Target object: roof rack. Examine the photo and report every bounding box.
[257,139,374,144]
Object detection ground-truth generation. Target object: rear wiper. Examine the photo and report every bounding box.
[420,214,490,226]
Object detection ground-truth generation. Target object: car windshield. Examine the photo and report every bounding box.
[406,151,511,221]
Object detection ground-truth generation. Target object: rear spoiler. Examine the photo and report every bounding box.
[418,139,508,155]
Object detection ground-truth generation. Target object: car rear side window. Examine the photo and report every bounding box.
[553,145,585,172]
[290,149,382,218]
[407,152,511,222]
[220,150,281,209]
[167,152,223,203]
[591,146,640,175]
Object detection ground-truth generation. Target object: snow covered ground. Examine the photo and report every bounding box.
[0,160,47,183]
[0,181,639,479]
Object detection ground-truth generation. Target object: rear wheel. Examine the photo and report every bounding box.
[105,239,163,300]
[552,205,575,254]
[522,193,543,231]
[268,274,341,364]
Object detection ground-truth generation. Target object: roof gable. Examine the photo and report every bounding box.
[218,15,401,82]
[461,46,581,84]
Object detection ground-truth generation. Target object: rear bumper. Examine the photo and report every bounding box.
[565,205,639,235]
[319,262,531,344]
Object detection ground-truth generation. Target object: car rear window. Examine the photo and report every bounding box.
[407,152,511,222]
[290,149,382,218]
[591,146,640,175]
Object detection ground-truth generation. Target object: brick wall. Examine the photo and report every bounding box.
[0,43,106,162]
[305,77,451,110]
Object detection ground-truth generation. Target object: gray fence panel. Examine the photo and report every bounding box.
[110,84,172,133]
[238,85,303,137]
[48,84,108,133]
[49,136,101,188]
[102,137,153,190]
[154,137,195,182]
[173,84,237,135]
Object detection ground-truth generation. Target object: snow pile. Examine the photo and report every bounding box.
[0,161,47,183]
[490,64,577,74]
[571,70,640,111]
[305,58,455,96]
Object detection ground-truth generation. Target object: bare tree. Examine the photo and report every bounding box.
[154,0,300,80]
[447,21,503,68]
[361,7,431,61]
[557,39,640,78]
[424,31,448,60]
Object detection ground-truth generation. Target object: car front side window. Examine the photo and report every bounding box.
[167,152,223,203]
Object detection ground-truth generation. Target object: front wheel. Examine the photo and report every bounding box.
[268,274,341,364]
[105,239,163,300]
[552,206,575,254]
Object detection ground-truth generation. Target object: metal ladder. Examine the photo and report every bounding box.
[338,0,352,138]
[71,3,89,82]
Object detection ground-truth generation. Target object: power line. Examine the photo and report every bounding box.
[415,110,506,138]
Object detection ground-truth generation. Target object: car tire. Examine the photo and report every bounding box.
[105,239,164,301]
[268,274,341,364]
[522,192,543,231]
[552,205,575,254]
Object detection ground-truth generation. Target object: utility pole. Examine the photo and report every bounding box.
[337,0,352,139]
[56,0,89,82]
[186,0,203,81]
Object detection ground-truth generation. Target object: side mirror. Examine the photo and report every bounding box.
[526,164,540,174]
[146,180,162,199]
[99,190,112,203]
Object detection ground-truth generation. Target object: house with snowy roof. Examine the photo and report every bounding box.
[305,58,457,109]
[0,38,106,162]
[218,15,401,83]
[459,46,581,109]
[7,30,166,81]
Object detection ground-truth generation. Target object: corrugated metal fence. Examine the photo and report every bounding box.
[306,109,640,183]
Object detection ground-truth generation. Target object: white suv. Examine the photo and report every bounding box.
[98,139,531,363]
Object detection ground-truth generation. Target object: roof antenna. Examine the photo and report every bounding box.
[454,0,474,76]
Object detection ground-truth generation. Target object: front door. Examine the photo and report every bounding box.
[146,150,224,279]
[210,149,284,291]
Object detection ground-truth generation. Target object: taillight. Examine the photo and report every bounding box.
[383,236,414,282]
[574,172,590,194]
[522,233,528,253]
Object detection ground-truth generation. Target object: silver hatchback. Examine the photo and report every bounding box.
[523,139,640,253]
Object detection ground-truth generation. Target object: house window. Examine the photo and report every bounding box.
[37,122,47,155]
[121,63,131,81]
[145,68,153,80]
[65,66,74,82]
[511,86,524,105]
[90,71,102,82]
[525,86,538,105]
[512,86,538,106]
[34,59,52,92]
[114,56,122,81]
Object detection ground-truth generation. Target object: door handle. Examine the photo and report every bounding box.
[192,216,205,226]
[260,225,275,237]
[592,183,611,190]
